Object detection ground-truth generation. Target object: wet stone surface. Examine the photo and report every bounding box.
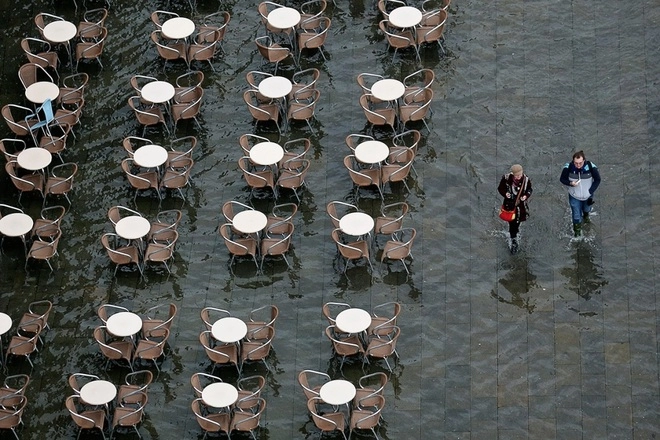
[0,0,658,438]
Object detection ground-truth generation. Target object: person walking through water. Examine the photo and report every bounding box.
[560,150,601,237]
[498,164,532,253]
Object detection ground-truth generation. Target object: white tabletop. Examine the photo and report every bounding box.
[17,148,52,171]
[389,6,423,28]
[80,380,117,406]
[319,380,356,406]
[201,382,239,408]
[231,210,267,235]
[354,141,389,165]
[371,79,406,102]
[339,212,374,236]
[250,142,284,166]
[0,313,12,336]
[211,317,248,343]
[267,7,301,30]
[106,311,143,338]
[336,308,372,334]
[0,213,34,238]
[134,144,168,168]
[115,216,151,240]
[43,20,77,43]
[140,81,176,104]
[258,76,293,100]
[162,17,195,39]
[25,81,60,104]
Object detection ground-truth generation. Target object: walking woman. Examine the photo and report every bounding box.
[498,164,533,253]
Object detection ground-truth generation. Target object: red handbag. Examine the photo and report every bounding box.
[499,176,526,222]
[499,206,516,221]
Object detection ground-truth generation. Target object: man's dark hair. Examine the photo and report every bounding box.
[573,150,585,160]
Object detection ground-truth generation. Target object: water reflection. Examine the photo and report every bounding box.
[560,241,608,301]
[490,258,540,314]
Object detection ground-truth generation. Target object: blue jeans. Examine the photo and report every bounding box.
[569,195,591,224]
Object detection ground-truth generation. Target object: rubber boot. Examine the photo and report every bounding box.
[510,236,519,254]
[573,223,582,237]
[582,212,590,224]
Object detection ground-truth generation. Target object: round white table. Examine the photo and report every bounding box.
[106,311,143,338]
[258,76,293,100]
[140,81,176,105]
[388,6,423,28]
[231,211,268,235]
[0,213,34,238]
[115,216,151,241]
[371,79,406,102]
[134,144,168,168]
[336,308,372,334]
[201,382,239,408]
[250,142,284,166]
[17,148,52,171]
[319,380,356,406]
[0,312,11,355]
[162,17,195,40]
[0,313,12,337]
[339,212,374,236]
[267,7,301,30]
[25,81,60,104]
[80,380,117,406]
[211,317,248,343]
[354,141,389,165]
[42,20,77,44]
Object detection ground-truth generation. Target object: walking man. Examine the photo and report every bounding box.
[560,150,601,237]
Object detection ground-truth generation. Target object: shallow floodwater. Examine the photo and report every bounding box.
[0,0,658,438]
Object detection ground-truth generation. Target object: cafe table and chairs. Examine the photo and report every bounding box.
[25,81,60,105]
[0,211,34,255]
[370,78,406,105]
[388,5,423,29]
[133,144,169,172]
[0,312,12,356]
[353,140,389,168]
[162,16,196,41]
[267,6,301,47]
[201,382,239,412]
[42,19,78,68]
[211,316,248,345]
[105,311,143,343]
[258,76,293,117]
[319,379,356,412]
[231,210,268,237]
[79,379,117,415]
[140,80,176,111]
[249,141,284,170]
[17,147,52,174]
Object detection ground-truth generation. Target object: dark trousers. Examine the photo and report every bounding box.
[508,219,520,238]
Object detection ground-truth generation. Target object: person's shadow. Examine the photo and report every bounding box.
[560,241,608,300]
[491,258,540,314]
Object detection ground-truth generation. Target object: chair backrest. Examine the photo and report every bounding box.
[344,155,378,187]
[3,104,34,137]
[321,301,350,325]
[297,370,329,400]
[248,304,279,327]
[68,373,100,394]
[18,63,54,89]
[331,229,367,260]
[0,139,25,162]
[325,201,357,229]
[150,10,179,28]
[143,302,178,330]
[200,307,231,330]
[192,398,230,434]
[21,38,57,68]
[307,396,345,433]
[190,372,222,397]
[352,395,385,428]
[97,304,129,324]
[107,205,142,226]
[219,224,255,257]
